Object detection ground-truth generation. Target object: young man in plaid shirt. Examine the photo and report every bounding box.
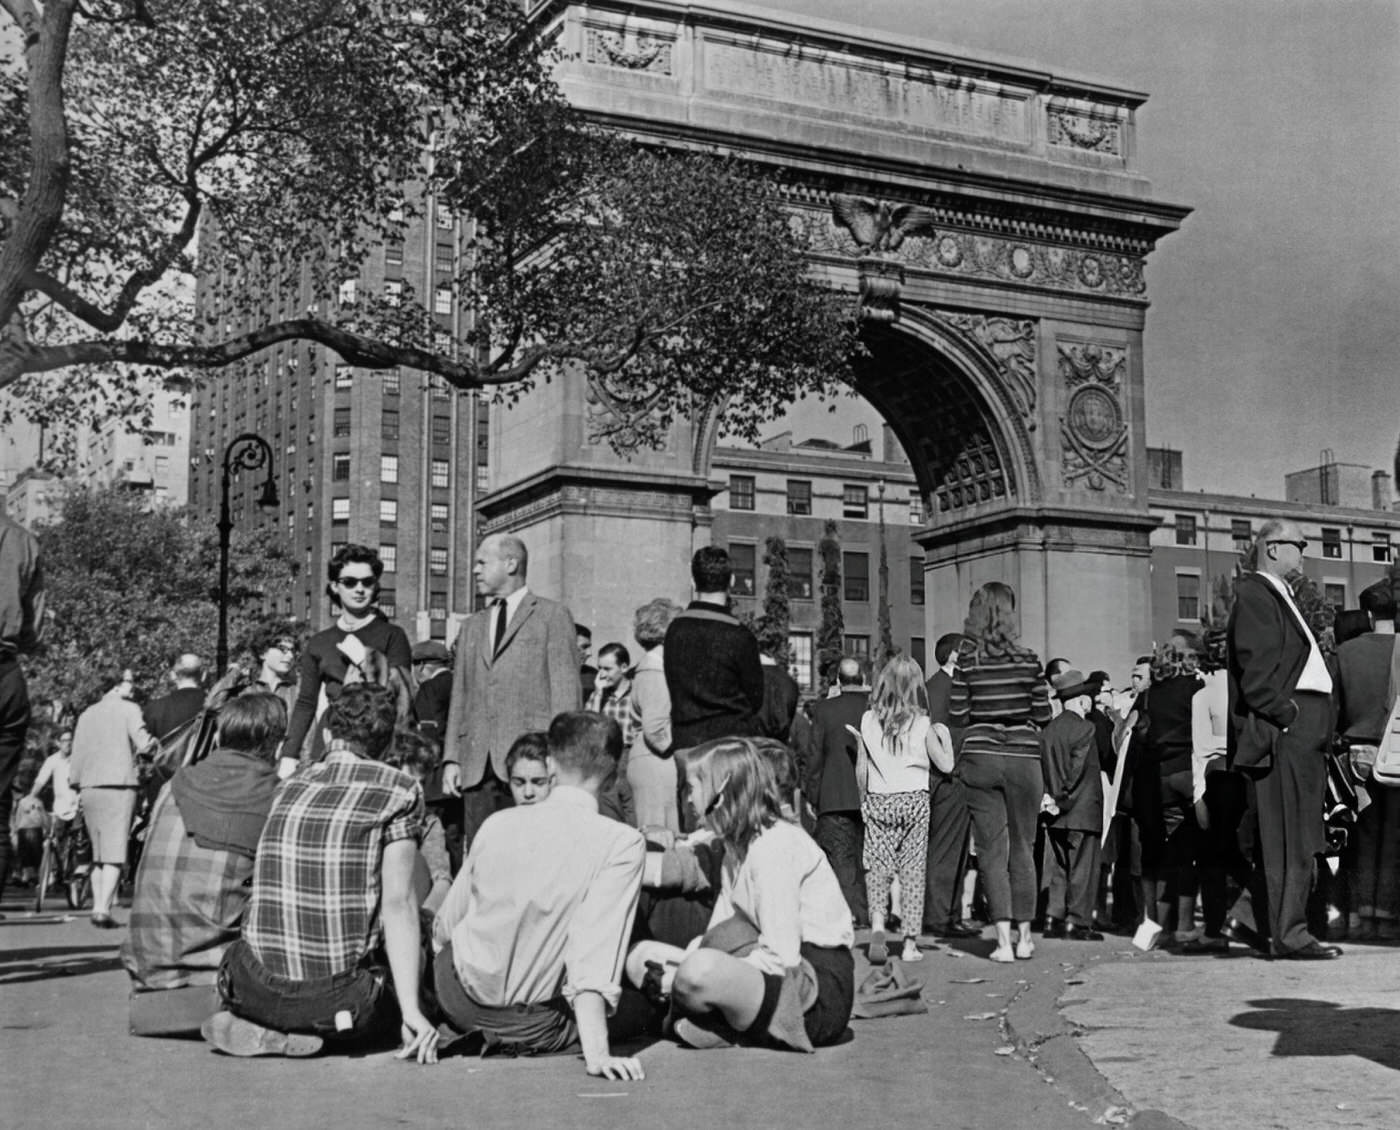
[586,643,637,748]
[205,683,438,1062]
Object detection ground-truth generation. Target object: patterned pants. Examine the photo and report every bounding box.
[862,790,930,935]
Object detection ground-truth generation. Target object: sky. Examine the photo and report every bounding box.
[754,0,1400,500]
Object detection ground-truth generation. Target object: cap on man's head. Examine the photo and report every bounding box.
[1050,668,1095,701]
[412,640,451,664]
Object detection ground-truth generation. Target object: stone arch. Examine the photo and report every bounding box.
[691,311,1040,524]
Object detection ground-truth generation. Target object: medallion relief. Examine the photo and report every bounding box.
[1057,342,1129,492]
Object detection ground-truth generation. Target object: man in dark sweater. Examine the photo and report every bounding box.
[806,657,870,924]
[144,654,207,740]
[663,546,764,751]
[923,633,976,937]
[1040,669,1104,940]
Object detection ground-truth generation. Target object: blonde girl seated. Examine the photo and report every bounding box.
[626,737,854,1052]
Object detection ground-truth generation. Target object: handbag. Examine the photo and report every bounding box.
[1371,638,1400,787]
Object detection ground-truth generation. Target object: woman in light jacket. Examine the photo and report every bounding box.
[628,598,683,830]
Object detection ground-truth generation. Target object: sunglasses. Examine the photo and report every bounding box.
[1267,539,1308,552]
[337,575,376,590]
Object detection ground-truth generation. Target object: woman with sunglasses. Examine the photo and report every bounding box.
[279,545,413,776]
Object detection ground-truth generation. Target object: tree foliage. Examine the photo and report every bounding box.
[758,535,791,666]
[0,0,857,454]
[816,519,843,694]
[27,485,298,717]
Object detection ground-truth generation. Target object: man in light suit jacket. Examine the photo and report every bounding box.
[440,534,579,849]
[1224,518,1341,960]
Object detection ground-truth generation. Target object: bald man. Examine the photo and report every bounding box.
[1223,518,1341,960]
[143,653,207,740]
[440,534,579,849]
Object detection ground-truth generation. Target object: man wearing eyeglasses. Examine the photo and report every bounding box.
[1223,518,1341,960]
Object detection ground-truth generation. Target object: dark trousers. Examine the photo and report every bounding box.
[218,938,399,1043]
[1199,770,1252,935]
[1045,827,1102,926]
[461,762,513,854]
[962,752,1043,923]
[1229,692,1330,954]
[0,658,31,893]
[814,811,868,925]
[924,773,970,929]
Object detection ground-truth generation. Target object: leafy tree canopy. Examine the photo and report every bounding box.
[0,0,857,454]
[27,484,298,716]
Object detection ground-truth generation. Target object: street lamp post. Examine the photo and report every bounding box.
[217,432,279,674]
[875,478,892,667]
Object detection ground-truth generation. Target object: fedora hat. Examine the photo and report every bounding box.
[1051,668,1095,701]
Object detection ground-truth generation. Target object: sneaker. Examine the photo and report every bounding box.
[900,939,924,962]
[868,930,889,965]
[673,1018,735,1050]
[1015,937,1035,960]
[988,945,1016,964]
[201,1011,323,1058]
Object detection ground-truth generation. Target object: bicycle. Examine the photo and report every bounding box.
[32,811,92,914]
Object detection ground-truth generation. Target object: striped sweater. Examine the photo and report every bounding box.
[949,650,1053,756]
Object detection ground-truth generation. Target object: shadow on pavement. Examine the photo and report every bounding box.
[0,943,123,986]
[1228,998,1400,1072]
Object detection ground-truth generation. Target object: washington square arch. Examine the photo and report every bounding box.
[484,0,1192,666]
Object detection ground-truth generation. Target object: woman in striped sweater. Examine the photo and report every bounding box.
[950,582,1053,962]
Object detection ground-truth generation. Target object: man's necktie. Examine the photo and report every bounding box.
[492,598,507,655]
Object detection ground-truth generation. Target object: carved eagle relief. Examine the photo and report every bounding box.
[830,194,939,252]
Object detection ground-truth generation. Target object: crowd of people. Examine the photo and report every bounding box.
[4,510,1399,1077]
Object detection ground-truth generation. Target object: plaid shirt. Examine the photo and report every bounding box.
[244,745,423,981]
[587,677,638,749]
[122,785,253,991]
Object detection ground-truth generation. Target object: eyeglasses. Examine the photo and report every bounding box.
[1267,539,1308,552]
[337,575,376,590]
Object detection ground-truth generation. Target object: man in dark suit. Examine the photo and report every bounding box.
[1224,518,1341,960]
[805,656,869,925]
[923,633,977,937]
[1040,669,1104,940]
[143,654,207,740]
[440,534,580,850]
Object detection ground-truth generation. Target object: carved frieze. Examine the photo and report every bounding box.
[585,372,672,452]
[931,311,1037,426]
[793,208,1147,301]
[1057,342,1129,493]
[585,27,675,74]
[1047,107,1123,155]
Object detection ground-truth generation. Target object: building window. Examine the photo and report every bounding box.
[331,453,350,482]
[383,370,400,396]
[384,240,403,267]
[331,498,350,526]
[1231,519,1252,551]
[381,409,399,440]
[434,241,454,273]
[435,208,453,230]
[730,543,756,597]
[1322,527,1342,559]
[842,484,868,519]
[430,502,449,533]
[379,589,396,618]
[434,287,452,315]
[379,545,397,573]
[787,632,814,694]
[843,551,869,602]
[431,459,449,489]
[910,557,925,605]
[383,280,402,307]
[334,364,353,389]
[337,279,357,306]
[909,492,925,525]
[379,499,397,526]
[910,637,926,674]
[844,634,870,659]
[787,547,814,600]
[1176,572,1200,622]
[431,416,451,445]
[380,454,398,484]
[1373,533,1392,563]
[1324,582,1347,608]
[1175,514,1197,546]
[729,475,755,511]
[430,548,448,575]
[786,480,812,516]
[333,407,351,438]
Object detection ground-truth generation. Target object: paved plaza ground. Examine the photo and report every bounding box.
[3,891,1397,1130]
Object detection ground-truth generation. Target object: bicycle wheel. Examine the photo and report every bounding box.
[33,840,53,914]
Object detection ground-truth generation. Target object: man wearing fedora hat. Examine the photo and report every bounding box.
[1039,669,1104,940]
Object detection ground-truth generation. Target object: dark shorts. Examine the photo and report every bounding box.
[755,943,854,1048]
[217,938,398,1043]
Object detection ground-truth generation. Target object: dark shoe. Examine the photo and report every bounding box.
[1274,941,1343,961]
[90,913,121,930]
[1064,924,1104,941]
[1221,917,1269,954]
[1042,918,1067,939]
[201,1011,324,1057]
[1179,935,1229,955]
[886,914,902,934]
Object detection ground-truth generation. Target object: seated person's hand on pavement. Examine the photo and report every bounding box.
[586,1054,645,1081]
